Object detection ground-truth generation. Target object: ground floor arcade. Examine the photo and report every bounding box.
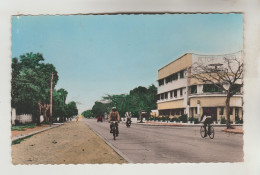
[157,95,243,122]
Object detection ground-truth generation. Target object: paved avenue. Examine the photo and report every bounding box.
[83,119,243,163]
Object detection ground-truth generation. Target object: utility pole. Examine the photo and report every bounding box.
[50,72,54,126]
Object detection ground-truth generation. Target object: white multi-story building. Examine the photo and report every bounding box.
[157,51,243,122]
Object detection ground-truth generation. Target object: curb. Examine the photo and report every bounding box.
[84,121,133,163]
[134,122,243,127]
[12,123,64,142]
[222,129,243,134]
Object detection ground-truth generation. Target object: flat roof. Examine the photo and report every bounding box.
[158,51,242,72]
[158,53,189,72]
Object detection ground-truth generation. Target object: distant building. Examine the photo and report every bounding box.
[157,51,243,122]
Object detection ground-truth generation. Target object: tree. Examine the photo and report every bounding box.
[82,85,158,120]
[81,110,94,118]
[191,56,243,129]
[52,88,68,122]
[11,52,61,124]
[92,101,108,118]
[65,101,78,121]
[100,85,158,118]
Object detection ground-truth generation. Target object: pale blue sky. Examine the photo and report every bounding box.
[12,14,243,113]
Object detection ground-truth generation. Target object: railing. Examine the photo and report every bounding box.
[189,92,242,96]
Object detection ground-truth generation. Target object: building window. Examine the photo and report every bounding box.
[165,92,168,99]
[166,76,171,83]
[203,84,222,93]
[190,85,197,94]
[174,90,177,97]
[172,73,178,81]
[161,93,164,100]
[180,88,183,96]
[235,108,239,120]
[180,70,184,79]
[159,79,164,86]
[230,84,241,94]
[219,107,224,115]
[229,107,233,115]
[157,94,160,101]
[165,73,179,83]
[170,91,173,98]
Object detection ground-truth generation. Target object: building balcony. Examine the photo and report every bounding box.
[189,92,242,98]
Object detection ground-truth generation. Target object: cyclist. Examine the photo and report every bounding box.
[200,109,213,137]
[109,107,120,136]
[125,112,132,126]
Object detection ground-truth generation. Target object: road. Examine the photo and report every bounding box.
[83,118,243,163]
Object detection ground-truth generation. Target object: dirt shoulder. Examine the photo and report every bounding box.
[12,121,127,164]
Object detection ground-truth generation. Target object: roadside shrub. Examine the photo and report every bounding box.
[236,118,243,124]
[161,117,166,122]
[188,117,194,122]
[187,117,199,124]
[194,118,199,124]
[179,114,188,123]
[220,117,226,124]
[170,118,180,122]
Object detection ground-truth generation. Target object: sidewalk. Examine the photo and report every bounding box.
[12,123,64,142]
[133,121,243,134]
[143,121,184,126]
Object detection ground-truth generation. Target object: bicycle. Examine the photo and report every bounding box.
[110,121,119,140]
[126,118,131,128]
[200,125,214,139]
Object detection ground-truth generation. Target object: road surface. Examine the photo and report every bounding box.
[84,119,243,163]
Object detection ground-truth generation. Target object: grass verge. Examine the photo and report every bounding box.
[12,136,32,145]
[11,123,36,131]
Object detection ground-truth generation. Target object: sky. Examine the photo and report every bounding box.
[11,14,243,113]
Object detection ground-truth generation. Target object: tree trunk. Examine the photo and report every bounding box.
[43,108,48,123]
[37,103,41,126]
[225,94,232,129]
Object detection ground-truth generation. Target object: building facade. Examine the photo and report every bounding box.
[157,51,243,122]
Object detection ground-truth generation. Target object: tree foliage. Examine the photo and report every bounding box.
[91,101,110,117]
[12,53,58,119]
[52,88,68,121]
[11,52,78,124]
[81,110,94,118]
[88,85,157,118]
[65,101,78,119]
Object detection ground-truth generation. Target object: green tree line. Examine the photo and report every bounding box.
[81,85,157,118]
[12,52,78,125]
